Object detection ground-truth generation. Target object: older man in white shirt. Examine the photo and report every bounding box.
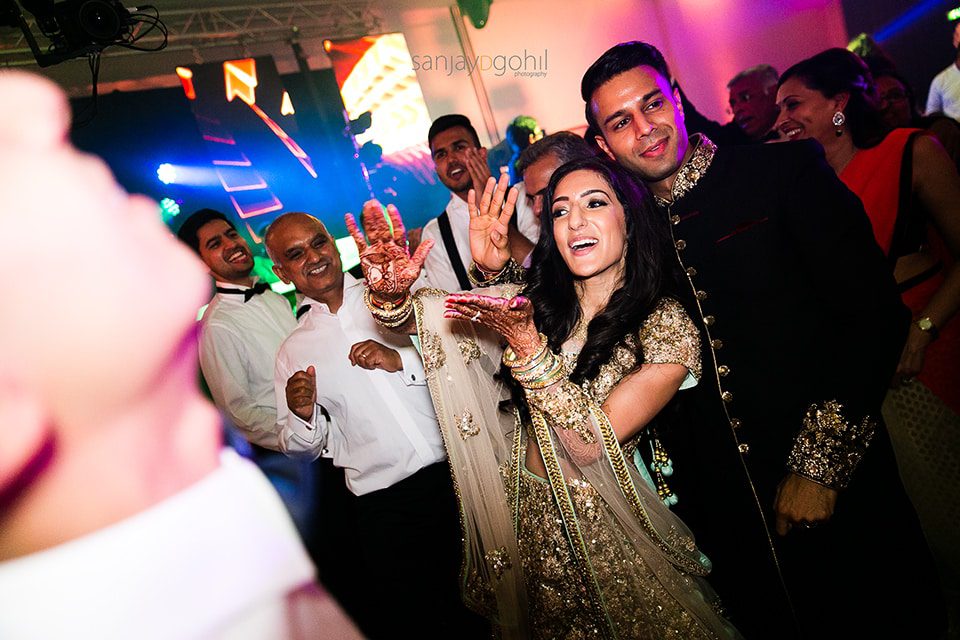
[266,212,487,640]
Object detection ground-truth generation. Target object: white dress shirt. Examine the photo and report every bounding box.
[926,63,960,120]
[199,280,297,450]
[274,274,446,496]
[0,450,361,640]
[421,192,538,292]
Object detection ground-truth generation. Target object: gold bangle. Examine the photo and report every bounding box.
[364,287,413,320]
[502,333,548,368]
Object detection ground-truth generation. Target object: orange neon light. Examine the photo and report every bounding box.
[176,66,196,100]
[223,59,257,106]
[280,91,295,116]
[221,58,316,178]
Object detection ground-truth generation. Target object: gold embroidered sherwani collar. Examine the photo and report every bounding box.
[653,133,717,207]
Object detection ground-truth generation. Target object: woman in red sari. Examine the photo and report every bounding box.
[775,47,960,634]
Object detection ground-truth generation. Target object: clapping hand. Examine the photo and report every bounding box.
[469,173,520,273]
[345,200,433,302]
[444,292,541,359]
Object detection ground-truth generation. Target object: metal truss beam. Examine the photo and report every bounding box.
[0,1,383,67]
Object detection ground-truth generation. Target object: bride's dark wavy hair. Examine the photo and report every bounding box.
[524,156,673,385]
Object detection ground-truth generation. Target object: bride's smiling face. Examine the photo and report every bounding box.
[551,169,628,280]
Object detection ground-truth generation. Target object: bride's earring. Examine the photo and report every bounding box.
[832,110,846,137]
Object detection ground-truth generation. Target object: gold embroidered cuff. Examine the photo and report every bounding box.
[786,400,876,490]
[526,379,597,445]
[467,258,527,287]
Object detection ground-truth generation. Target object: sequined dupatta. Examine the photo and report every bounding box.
[413,287,530,638]
[414,287,741,640]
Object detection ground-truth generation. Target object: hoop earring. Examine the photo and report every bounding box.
[832,111,846,137]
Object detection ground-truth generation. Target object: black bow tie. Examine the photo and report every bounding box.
[215,282,271,302]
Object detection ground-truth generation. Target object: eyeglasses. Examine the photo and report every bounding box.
[879,89,908,103]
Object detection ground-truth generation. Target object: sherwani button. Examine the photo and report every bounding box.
[675,239,687,251]
[718,365,730,376]
[704,315,715,326]
[695,290,708,301]
[711,339,723,350]
[721,391,733,403]
[686,267,698,277]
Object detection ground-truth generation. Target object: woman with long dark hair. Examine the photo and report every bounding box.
[349,158,740,639]
[776,47,960,632]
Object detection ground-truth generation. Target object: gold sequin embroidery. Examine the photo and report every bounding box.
[457,410,480,440]
[787,400,877,490]
[654,134,717,207]
[457,338,482,365]
[420,329,445,373]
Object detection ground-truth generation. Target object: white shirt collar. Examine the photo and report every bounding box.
[214,276,261,293]
[299,272,361,317]
[0,450,315,640]
[446,192,470,218]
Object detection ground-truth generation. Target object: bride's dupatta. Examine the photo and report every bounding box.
[414,285,740,640]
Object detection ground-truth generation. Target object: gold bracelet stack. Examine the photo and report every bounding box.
[364,287,414,328]
[503,334,565,390]
[468,258,527,287]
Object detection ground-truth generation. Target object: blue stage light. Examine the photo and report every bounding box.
[157,163,177,185]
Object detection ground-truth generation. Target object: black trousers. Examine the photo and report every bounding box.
[354,462,488,640]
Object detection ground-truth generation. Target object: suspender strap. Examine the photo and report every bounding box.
[436,211,472,291]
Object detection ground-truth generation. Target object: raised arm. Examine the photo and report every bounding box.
[444,294,693,465]
[345,200,433,334]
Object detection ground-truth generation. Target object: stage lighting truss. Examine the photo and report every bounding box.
[1,0,168,67]
[0,2,381,68]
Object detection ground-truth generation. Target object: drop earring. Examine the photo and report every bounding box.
[832,111,846,137]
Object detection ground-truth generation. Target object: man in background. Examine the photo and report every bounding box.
[927,21,960,120]
[421,114,533,291]
[175,208,317,545]
[683,64,781,145]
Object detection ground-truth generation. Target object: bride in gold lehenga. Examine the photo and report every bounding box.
[348,157,742,639]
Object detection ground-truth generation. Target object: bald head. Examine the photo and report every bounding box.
[266,212,344,306]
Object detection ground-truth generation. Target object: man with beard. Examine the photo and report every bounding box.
[267,211,487,639]
[421,114,532,291]
[580,41,945,639]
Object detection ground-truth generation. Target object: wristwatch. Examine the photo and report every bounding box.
[915,316,939,340]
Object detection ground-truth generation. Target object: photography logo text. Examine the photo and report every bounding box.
[412,49,548,78]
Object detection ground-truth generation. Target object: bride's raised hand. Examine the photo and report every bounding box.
[443,292,541,358]
[345,200,433,301]
[468,172,519,273]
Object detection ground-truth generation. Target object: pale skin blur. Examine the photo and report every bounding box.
[0,71,220,560]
